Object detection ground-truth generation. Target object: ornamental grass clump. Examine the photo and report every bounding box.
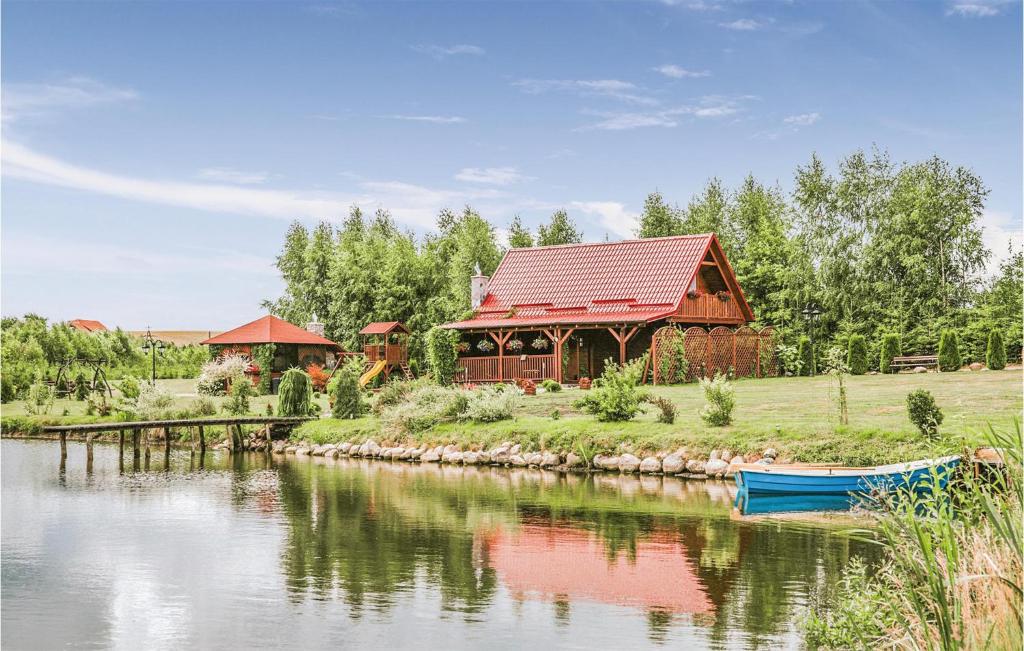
[380,383,468,434]
[906,388,943,439]
[879,333,901,374]
[645,395,676,424]
[987,329,1006,370]
[277,368,315,417]
[573,355,648,422]
[699,372,734,427]
[846,334,868,375]
[938,329,962,372]
[464,384,523,423]
[805,423,1022,650]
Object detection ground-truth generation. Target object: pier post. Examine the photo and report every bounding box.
[59,430,67,461]
[86,434,94,473]
[119,430,125,472]
[164,428,171,468]
[144,429,151,471]
[132,429,141,470]
[198,426,206,454]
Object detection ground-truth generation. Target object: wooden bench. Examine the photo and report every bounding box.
[890,354,939,371]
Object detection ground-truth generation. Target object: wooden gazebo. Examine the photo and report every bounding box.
[441,234,765,384]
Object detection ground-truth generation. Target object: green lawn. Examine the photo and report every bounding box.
[297,369,1022,465]
[3,369,1020,465]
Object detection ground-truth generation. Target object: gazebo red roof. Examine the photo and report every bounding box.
[69,319,108,333]
[443,233,753,330]
[359,321,410,335]
[200,315,338,347]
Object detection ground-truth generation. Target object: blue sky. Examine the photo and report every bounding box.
[2,0,1021,330]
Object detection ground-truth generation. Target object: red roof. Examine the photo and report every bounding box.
[443,234,753,330]
[200,315,338,347]
[69,319,108,333]
[359,321,410,335]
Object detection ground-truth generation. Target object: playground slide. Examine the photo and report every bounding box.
[359,360,387,387]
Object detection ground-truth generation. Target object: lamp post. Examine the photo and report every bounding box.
[139,327,166,384]
[801,303,823,376]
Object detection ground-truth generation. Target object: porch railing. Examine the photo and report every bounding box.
[457,354,557,383]
[677,293,743,321]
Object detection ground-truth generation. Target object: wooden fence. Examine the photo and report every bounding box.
[653,325,778,383]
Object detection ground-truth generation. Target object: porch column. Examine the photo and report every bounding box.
[553,328,562,384]
[607,326,640,366]
[489,330,512,382]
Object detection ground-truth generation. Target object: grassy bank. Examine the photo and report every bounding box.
[294,369,1022,465]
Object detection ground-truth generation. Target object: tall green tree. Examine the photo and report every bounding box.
[262,220,310,323]
[680,178,737,255]
[636,191,682,238]
[507,215,534,248]
[537,209,583,246]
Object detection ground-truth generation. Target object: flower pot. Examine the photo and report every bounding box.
[579,377,591,390]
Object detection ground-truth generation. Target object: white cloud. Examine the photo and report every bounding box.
[569,201,639,239]
[720,18,763,30]
[947,1,1004,16]
[653,64,711,79]
[197,167,271,185]
[1,140,505,229]
[412,44,485,58]
[980,210,1024,274]
[2,76,138,122]
[577,96,746,131]
[454,167,532,185]
[783,112,821,126]
[380,114,467,124]
[512,79,658,106]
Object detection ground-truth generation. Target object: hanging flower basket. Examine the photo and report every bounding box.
[687,289,701,299]
[716,291,731,302]
[531,336,550,351]
[477,339,495,353]
[455,342,470,353]
[506,339,524,352]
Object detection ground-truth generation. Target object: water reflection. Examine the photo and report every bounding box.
[3,441,877,650]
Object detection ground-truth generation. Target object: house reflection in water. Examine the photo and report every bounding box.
[483,523,713,619]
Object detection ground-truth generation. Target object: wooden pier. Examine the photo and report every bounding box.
[43,416,312,469]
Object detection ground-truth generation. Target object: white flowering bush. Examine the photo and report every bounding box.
[134,382,175,419]
[196,355,249,396]
[464,384,523,423]
[699,372,735,426]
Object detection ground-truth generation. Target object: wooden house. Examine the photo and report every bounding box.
[441,234,761,384]
[201,315,340,392]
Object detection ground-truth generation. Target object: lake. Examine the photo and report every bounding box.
[1,439,877,650]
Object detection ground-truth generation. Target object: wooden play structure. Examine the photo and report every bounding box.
[358,322,413,386]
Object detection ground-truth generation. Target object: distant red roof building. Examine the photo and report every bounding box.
[200,315,339,347]
[69,319,108,333]
[358,321,410,335]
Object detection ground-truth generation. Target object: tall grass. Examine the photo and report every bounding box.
[806,421,1022,649]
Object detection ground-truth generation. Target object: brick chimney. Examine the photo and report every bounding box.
[306,313,325,337]
[470,265,490,309]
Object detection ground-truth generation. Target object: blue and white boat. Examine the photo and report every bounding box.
[733,455,960,496]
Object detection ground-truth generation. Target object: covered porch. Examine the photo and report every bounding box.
[453,323,655,385]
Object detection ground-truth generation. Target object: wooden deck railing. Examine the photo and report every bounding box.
[364,344,407,363]
[457,354,557,382]
[677,294,743,322]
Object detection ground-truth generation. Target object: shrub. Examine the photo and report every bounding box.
[188,397,217,417]
[224,378,254,415]
[540,379,562,392]
[24,380,55,416]
[331,358,365,419]
[937,330,961,372]
[646,395,676,424]
[73,372,90,401]
[879,333,901,374]
[906,389,943,439]
[118,376,141,401]
[465,384,523,422]
[306,363,329,392]
[277,368,313,417]
[197,355,249,396]
[987,329,1006,370]
[251,344,275,395]
[699,372,735,427]
[573,356,647,422]
[797,336,815,376]
[380,384,468,433]
[369,377,429,416]
[846,334,868,375]
[657,333,689,384]
[776,342,802,376]
[134,382,174,420]
[426,326,459,385]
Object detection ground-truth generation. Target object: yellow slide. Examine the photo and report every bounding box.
[359,360,387,387]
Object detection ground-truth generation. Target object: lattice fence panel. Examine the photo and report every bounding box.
[651,326,687,385]
[707,326,734,377]
[734,326,758,378]
[683,327,708,381]
[758,327,779,377]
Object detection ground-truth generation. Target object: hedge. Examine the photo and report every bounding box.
[987,329,1006,370]
[798,336,815,376]
[847,334,868,375]
[937,330,962,372]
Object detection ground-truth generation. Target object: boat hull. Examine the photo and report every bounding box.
[734,457,960,496]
